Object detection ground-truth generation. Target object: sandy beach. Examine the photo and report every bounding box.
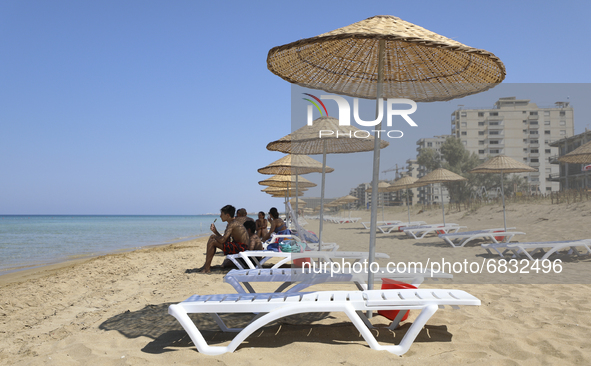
[1,200,591,365]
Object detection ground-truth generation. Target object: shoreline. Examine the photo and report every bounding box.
[0,234,210,286]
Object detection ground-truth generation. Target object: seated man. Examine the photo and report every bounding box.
[234,208,255,224]
[243,220,264,251]
[199,204,250,273]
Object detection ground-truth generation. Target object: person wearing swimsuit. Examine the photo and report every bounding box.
[263,207,288,241]
[255,211,268,239]
[198,204,250,273]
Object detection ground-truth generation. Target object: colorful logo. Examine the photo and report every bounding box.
[302,93,328,117]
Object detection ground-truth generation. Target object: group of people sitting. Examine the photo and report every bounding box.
[198,204,289,273]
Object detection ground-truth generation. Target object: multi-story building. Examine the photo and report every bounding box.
[451,97,574,192]
[349,183,370,209]
[415,135,452,205]
[349,181,397,209]
[547,129,591,190]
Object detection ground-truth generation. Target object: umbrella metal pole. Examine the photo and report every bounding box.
[295,170,299,226]
[440,185,445,226]
[406,188,411,223]
[368,39,386,300]
[501,171,507,231]
[318,140,327,250]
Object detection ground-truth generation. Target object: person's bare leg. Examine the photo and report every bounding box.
[198,235,224,273]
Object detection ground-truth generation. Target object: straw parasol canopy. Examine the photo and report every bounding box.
[384,175,423,223]
[258,154,333,222]
[267,15,506,101]
[290,198,306,206]
[469,155,536,174]
[365,181,391,193]
[416,168,467,226]
[269,192,304,197]
[337,195,359,203]
[258,154,334,175]
[470,155,536,231]
[384,176,423,191]
[268,14,505,291]
[258,175,317,188]
[416,168,468,184]
[267,115,389,248]
[266,116,388,154]
[557,141,591,164]
[263,186,308,194]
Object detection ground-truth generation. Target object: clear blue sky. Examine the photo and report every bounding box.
[1,0,590,214]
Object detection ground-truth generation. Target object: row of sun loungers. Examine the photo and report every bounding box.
[170,213,591,356]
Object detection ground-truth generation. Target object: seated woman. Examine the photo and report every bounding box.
[263,207,289,241]
[255,211,268,239]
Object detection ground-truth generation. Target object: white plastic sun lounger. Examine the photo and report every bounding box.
[482,239,591,260]
[169,289,480,356]
[378,221,427,234]
[224,267,454,294]
[227,251,390,270]
[403,224,465,239]
[438,228,525,248]
[362,220,403,229]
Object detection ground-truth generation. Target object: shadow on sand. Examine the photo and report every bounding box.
[99,303,452,354]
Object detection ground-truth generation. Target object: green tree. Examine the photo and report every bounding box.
[417,148,442,171]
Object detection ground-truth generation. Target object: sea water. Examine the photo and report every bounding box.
[0,215,235,274]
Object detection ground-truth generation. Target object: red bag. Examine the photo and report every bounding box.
[377,278,417,321]
[493,230,504,242]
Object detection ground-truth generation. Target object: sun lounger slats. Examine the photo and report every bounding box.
[224,268,453,294]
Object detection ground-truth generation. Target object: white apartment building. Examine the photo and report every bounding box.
[415,135,452,205]
[451,97,574,192]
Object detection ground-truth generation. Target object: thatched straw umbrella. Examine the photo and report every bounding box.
[337,195,359,218]
[415,168,467,226]
[470,155,536,231]
[385,176,424,223]
[258,154,333,222]
[558,140,591,164]
[267,14,505,290]
[258,175,316,189]
[267,116,388,248]
[557,140,591,191]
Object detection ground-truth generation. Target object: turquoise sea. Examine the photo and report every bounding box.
[0,215,235,275]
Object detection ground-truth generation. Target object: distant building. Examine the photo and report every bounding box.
[349,183,370,209]
[349,181,395,209]
[547,129,591,190]
[451,97,575,192]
